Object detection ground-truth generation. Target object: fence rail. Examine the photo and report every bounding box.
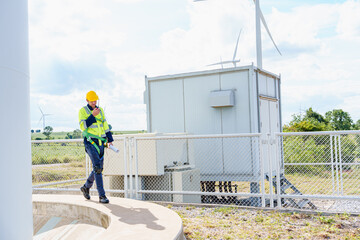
[32,131,360,213]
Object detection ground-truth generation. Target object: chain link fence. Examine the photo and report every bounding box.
[32,131,360,213]
[132,134,268,207]
[277,131,360,212]
[32,139,86,190]
[32,136,127,197]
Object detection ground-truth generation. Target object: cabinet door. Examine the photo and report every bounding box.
[260,99,280,175]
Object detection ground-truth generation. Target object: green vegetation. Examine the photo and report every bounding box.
[43,126,53,139]
[283,108,360,174]
[65,129,82,139]
[31,142,84,165]
[284,108,358,132]
[31,131,71,140]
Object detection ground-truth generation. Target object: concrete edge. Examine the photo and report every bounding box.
[33,201,111,228]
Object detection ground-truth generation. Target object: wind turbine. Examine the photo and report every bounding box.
[38,106,52,130]
[194,0,281,69]
[207,29,242,68]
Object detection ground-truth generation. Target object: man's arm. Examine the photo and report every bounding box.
[100,108,114,144]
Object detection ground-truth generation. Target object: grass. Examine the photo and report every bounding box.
[170,205,360,239]
[31,131,71,140]
[31,142,85,165]
[32,161,86,184]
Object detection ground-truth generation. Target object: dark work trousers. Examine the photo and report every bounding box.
[84,139,105,197]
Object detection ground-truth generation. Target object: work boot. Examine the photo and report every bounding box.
[99,195,109,204]
[80,185,90,200]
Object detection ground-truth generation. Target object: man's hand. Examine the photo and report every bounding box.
[108,142,113,146]
[92,108,100,116]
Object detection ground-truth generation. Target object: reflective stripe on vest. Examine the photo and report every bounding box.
[83,106,91,115]
[79,120,87,129]
[89,124,104,128]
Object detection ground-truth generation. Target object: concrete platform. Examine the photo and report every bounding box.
[33,194,185,240]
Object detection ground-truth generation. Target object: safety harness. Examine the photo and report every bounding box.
[82,106,108,154]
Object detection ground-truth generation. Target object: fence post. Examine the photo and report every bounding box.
[134,138,139,200]
[267,133,274,208]
[334,135,340,195]
[123,137,128,198]
[330,135,335,194]
[338,135,344,195]
[260,135,266,208]
[86,153,89,177]
[129,137,133,199]
[275,133,282,209]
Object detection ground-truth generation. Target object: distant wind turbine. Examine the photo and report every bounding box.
[208,29,242,68]
[38,106,52,130]
[194,0,282,69]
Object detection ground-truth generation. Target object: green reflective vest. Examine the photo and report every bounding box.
[79,106,110,140]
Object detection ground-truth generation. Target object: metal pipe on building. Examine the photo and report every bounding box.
[0,0,33,239]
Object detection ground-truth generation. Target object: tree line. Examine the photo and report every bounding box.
[283,108,360,132]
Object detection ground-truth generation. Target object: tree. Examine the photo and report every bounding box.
[354,119,360,130]
[43,126,53,139]
[65,129,82,139]
[305,107,327,124]
[72,129,82,138]
[283,108,328,132]
[325,109,353,130]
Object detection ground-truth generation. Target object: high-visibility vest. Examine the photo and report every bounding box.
[79,106,111,146]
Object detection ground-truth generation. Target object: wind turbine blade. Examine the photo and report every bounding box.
[38,106,44,115]
[258,7,282,56]
[207,60,235,66]
[38,116,43,125]
[232,29,242,61]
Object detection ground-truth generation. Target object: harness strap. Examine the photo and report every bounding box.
[83,129,108,154]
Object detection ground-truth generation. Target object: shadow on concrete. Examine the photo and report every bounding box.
[99,201,165,230]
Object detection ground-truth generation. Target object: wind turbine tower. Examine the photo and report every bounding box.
[0,0,33,238]
[38,106,52,130]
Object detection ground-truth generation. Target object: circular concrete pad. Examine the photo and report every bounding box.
[33,194,185,240]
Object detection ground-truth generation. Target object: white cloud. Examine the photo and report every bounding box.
[29,0,125,62]
[337,0,360,39]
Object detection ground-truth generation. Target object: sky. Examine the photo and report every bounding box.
[28,0,360,132]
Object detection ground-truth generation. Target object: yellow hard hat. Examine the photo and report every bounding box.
[86,91,99,101]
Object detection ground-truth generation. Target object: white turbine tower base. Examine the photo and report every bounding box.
[0,0,33,239]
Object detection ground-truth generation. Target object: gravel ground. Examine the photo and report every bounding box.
[168,204,360,239]
[328,201,360,213]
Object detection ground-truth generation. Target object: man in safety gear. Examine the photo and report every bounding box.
[79,91,114,204]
